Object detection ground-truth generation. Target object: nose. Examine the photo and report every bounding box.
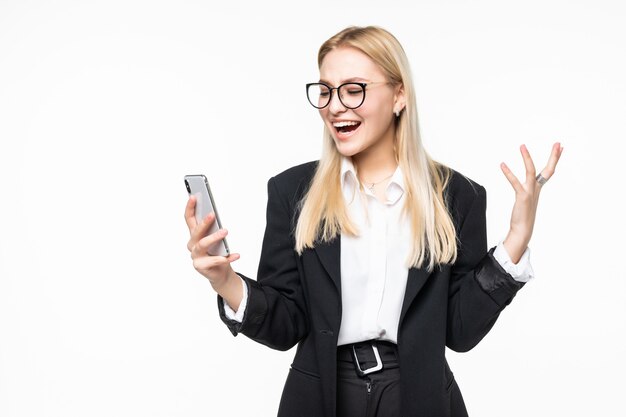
[327,89,347,114]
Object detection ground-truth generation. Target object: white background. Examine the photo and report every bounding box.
[1,0,624,416]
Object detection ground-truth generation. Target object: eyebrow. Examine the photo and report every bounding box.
[318,77,369,85]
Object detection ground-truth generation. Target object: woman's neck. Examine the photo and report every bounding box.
[352,141,397,184]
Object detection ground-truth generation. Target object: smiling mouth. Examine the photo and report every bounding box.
[333,121,361,134]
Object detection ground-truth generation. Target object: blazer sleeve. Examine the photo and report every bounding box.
[446,184,525,352]
[217,176,308,351]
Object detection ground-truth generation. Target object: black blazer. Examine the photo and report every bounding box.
[218,161,525,417]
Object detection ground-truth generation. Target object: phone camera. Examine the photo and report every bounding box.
[185,180,191,193]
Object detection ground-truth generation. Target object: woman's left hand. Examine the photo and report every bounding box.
[500,142,564,263]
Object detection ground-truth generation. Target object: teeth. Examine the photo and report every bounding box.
[333,121,359,128]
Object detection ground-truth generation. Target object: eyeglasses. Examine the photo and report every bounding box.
[305,81,387,110]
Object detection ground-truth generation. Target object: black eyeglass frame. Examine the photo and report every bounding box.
[305,82,372,110]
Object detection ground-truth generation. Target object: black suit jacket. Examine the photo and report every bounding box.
[218,161,525,417]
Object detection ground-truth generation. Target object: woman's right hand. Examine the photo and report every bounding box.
[184,196,243,309]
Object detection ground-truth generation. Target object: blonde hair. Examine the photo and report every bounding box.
[295,26,457,272]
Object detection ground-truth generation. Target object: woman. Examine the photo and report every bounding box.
[185,26,562,417]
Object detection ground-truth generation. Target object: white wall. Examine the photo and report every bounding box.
[1,0,624,416]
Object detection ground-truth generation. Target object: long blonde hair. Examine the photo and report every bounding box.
[295,26,457,272]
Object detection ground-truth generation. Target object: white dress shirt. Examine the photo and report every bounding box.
[224,158,534,345]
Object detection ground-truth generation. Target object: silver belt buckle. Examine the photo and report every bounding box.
[352,342,383,377]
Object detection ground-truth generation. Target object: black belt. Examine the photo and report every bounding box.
[337,340,399,377]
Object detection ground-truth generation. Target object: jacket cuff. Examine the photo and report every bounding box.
[474,247,526,307]
[493,240,535,283]
[217,273,267,337]
[222,275,248,322]
[217,295,244,337]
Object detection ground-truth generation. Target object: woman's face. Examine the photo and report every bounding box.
[318,46,404,159]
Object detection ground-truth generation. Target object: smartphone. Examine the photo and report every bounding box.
[184,174,230,256]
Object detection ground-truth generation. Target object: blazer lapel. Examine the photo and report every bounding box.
[399,267,431,326]
[313,236,341,293]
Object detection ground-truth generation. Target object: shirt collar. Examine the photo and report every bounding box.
[340,157,358,189]
[340,157,405,205]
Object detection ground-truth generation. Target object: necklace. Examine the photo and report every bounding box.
[361,172,394,193]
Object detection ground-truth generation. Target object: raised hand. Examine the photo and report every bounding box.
[499,142,564,263]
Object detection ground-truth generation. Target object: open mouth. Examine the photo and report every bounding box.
[333,121,361,135]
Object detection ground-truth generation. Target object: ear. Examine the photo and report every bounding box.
[393,84,406,113]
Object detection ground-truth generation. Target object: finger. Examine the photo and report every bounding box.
[500,162,525,194]
[539,142,563,180]
[187,212,217,251]
[194,227,228,256]
[184,195,198,231]
[191,212,216,242]
[520,144,537,185]
[191,253,240,272]
[192,254,232,271]
[226,253,241,263]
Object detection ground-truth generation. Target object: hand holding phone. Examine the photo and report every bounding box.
[184,175,230,256]
[184,176,243,308]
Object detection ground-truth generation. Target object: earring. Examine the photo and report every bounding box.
[395,110,400,117]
